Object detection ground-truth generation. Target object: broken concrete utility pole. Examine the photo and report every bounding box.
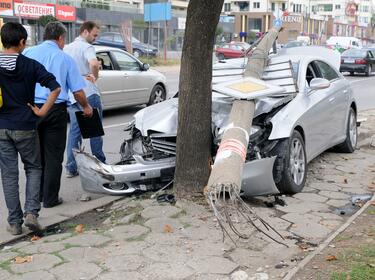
[206,27,285,245]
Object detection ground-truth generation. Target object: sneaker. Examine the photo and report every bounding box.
[7,224,22,235]
[66,171,79,178]
[24,214,42,233]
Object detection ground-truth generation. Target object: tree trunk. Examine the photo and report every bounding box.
[174,0,224,198]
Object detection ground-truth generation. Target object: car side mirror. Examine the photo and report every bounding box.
[308,78,330,93]
[142,63,150,71]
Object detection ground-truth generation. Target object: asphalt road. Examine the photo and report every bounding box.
[0,68,373,244]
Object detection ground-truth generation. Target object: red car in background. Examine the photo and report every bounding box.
[215,42,251,60]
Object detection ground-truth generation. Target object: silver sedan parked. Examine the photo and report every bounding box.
[94,46,167,110]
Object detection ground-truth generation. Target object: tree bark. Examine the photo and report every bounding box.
[174,0,224,198]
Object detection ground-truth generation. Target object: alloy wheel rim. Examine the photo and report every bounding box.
[290,138,305,185]
[349,111,357,148]
[153,89,164,103]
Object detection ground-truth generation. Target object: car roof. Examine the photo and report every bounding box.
[94,45,124,52]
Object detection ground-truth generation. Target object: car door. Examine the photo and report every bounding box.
[95,51,126,109]
[299,62,335,159]
[367,50,375,72]
[110,50,151,105]
[314,60,348,144]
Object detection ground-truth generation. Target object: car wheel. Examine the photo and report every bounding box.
[217,53,225,60]
[147,84,166,106]
[334,107,357,153]
[133,49,142,58]
[366,65,372,77]
[271,130,307,194]
[349,71,354,76]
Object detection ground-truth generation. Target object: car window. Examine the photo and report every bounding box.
[96,52,114,70]
[114,34,123,43]
[305,63,317,85]
[368,51,374,58]
[111,51,140,71]
[98,33,113,41]
[314,61,339,81]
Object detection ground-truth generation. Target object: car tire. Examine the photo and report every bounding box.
[147,84,166,106]
[366,65,372,77]
[271,130,307,194]
[217,53,225,60]
[334,107,357,153]
[133,49,142,58]
[349,71,354,76]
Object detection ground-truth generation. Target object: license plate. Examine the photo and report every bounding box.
[344,59,355,63]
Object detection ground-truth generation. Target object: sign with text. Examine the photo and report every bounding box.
[281,14,302,23]
[14,0,55,19]
[0,0,13,17]
[56,5,76,21]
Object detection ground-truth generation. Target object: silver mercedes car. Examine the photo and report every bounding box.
[75,47,357,197]
[95,46,167,109]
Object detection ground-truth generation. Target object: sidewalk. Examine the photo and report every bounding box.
[0,110,374,280]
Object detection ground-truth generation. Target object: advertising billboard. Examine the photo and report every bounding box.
[0,0,13,17]
[56,5,76,22]
[14,0,55,19]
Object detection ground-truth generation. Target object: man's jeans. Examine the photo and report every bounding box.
[0,129,42,225]
[66,94,106,174]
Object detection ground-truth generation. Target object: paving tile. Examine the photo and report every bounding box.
[18,242,65,255]
[62,233,112,247]
[293,193,328,203]
[50,261,102,280]
[40,233,72,243]
[141,205,182,219]
[144,217,184,234]
[9,270,56,280]
[95,271,144,280]
[319,191,351,200]
[0,269,11,280]
[10,254,61,273]
[187,256,238,274]
[0,251,17,262]
[141,262,194,280]
[142,243,191,263]
[102,254,146,271]
[326,199,350,208]
[105,224,149,241]
[59,246,107,263]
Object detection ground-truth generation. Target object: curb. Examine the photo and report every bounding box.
[282,194,375,280]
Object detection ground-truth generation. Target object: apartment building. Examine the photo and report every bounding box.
[225,0,375,44]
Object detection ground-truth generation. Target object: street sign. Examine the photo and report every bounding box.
[273,18,283,27]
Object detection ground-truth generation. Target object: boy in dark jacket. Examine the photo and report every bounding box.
[0,22,61,235]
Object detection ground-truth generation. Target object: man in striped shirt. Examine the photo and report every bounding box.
[0,22,61,235]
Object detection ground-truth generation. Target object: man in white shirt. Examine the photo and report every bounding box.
[64,21,106,178]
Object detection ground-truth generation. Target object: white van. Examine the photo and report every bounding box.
[326,36,361,50]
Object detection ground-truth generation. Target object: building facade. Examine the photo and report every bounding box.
[225,0,375,44]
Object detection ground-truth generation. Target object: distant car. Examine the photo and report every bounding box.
[94,45,167,110]
[94,32,158,58]
[215,42,251,60]
[340,48,375,76]
[283,41,306,48]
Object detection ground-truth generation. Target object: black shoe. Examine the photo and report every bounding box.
[43,198,63,208]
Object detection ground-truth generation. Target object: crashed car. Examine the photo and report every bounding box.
[75,46,357,196]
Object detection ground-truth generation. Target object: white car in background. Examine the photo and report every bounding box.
[94,46,167,110]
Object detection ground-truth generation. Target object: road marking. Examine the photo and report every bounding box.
[103,122,130,129]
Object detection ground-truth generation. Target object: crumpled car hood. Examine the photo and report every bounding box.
[134,93,292,136]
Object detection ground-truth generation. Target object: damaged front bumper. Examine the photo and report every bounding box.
[74,150,280,197]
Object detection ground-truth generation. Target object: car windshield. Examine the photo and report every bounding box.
[342,49,367,57]
[132,37,140,43]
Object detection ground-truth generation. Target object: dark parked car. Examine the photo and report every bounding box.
[340,48,375,76]
[94,32,158,58]
[215,42,251,60]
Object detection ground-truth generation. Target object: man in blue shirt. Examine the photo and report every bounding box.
[24,21,93,208]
